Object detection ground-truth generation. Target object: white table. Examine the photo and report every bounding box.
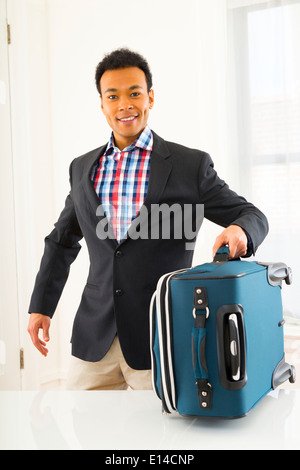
[0,389,299,450]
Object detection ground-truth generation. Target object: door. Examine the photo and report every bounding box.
[0,0,21,390]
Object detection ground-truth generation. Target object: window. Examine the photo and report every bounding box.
[228,0,300,318]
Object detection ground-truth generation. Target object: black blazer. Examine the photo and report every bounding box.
[28,131,268,369]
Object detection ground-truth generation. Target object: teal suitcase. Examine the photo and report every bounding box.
[150,247,295,418]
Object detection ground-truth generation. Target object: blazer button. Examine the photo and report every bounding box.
[115,289,123,296]
[115,250,123,257]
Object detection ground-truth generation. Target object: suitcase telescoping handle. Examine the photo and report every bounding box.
[213,245,240,263]
[192,287,213,409]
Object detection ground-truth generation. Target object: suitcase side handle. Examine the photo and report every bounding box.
[192,287,213,409]
[216,304,247,390]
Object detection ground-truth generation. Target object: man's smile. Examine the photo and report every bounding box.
[117,115,138,122]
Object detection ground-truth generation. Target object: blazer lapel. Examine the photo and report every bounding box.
[81,144,106,214]
[143,131,172,209]
[81,144,117,244]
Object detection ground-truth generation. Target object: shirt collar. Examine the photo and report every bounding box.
[105,124,153,155]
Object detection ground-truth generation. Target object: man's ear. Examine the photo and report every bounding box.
[149,89,154,109]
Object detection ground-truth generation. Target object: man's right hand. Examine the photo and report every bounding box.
[27,313,51,356]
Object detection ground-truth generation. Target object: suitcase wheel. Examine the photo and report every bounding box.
[289,365,296,384]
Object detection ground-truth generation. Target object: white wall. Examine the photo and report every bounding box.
[7,0,235,388]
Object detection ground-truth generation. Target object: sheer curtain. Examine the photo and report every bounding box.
[227,0,300,320]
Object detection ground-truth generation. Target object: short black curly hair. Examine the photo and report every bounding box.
[95,48,153,96]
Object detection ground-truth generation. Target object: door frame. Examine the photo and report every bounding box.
[0,0,21,390]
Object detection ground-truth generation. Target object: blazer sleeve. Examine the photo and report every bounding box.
[198,152,269,256]
[28,161,83,317]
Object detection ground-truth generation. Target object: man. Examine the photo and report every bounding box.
[27,48,268,390]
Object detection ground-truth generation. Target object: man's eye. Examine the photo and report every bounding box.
[108,95,118,100]
[131,92,140,97]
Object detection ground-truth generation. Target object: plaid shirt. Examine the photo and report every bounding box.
[91,125,153,242]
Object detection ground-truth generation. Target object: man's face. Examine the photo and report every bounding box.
[100,67,154,150]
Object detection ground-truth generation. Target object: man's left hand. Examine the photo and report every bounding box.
[213,225,248,260]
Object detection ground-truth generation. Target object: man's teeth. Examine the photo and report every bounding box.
[120,116,136,121]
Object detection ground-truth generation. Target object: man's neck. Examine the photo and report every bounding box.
[112,128,146,151]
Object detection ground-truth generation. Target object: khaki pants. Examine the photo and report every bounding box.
[66,336,152,390]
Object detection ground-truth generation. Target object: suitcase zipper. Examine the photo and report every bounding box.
[156,271,177,413]
[151,268,186,414]
[149,292,160,399]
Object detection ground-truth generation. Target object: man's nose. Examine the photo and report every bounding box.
[119,98,133,111]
